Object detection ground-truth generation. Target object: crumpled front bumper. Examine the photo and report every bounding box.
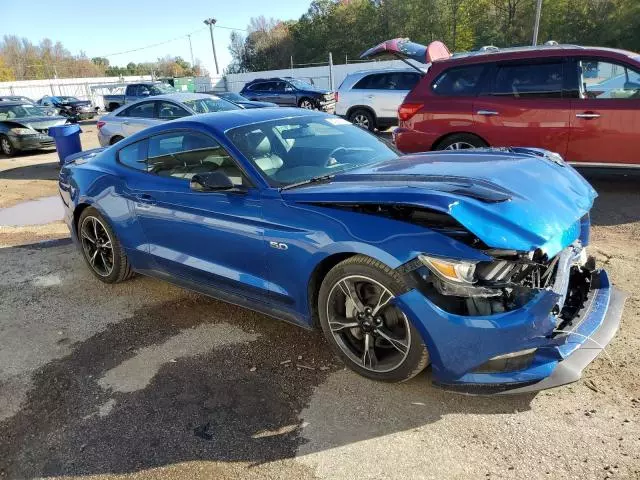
[395,269,625,394]
[10,133,55,151]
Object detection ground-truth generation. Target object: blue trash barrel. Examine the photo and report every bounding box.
[48,124,82,166]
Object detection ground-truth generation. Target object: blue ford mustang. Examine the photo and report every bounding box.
[59,108,624,393]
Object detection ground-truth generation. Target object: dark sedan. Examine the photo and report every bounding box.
[37,96,96,122]
[0,102,67,156]
[210,91,278,109]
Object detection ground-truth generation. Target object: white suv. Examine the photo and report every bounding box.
[335,68,423,131]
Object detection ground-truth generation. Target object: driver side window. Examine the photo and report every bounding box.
[577,59,640,99]
[146,132,248,186]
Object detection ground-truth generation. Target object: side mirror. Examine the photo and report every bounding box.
[190,171,241,192]
[140,90,150,96]
[284,86,294,92]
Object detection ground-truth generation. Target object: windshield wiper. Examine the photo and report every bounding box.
[280,173,336,191]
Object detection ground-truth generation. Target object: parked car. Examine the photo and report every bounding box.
[336,68,423,131]
[0,101,67,156]
[240,77,336,112]
[210,91,278,109]
[361,38,640,167]
[1,95,58,116]
[59,107,622,393]
[103,82,177,112]
[36,96,97,122]
[97,93,240,146]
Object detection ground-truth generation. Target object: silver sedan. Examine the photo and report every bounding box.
[97,93,240,146]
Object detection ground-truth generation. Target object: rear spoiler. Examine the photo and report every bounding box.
[63,147,105,165]
[360,38,451,74]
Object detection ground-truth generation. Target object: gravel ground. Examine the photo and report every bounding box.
[0,137,638,479]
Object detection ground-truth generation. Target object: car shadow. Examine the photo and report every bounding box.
[0,160,60,180]
[0,273,535,478]
[580,170,640,227]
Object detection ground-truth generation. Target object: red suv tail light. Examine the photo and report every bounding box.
[96,121,105,130]
[398,102,423,122]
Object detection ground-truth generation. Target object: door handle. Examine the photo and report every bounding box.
[122,120,129,125]
[477,110,499,116]
[365,95,375,99]
[576,112,600,119]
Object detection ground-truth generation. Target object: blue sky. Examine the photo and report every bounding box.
[2,0,310,75]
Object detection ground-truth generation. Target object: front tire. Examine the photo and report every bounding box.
[110,135,124,145]
[298,98,315,109]
[348,109,376,131]
[0,135,17,157]
[77,207,134,284]
[318,255,429,382]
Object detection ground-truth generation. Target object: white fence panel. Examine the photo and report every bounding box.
[225,59,413,92]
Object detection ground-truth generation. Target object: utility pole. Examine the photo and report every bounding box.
[532,0,543,46]
[204,18,220,75]
[187,34,195,69]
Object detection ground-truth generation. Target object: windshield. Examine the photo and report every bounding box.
[0,104,49,119]
[227,116,399,187]
[150,84,176,95]
[288,79,316,90]
[183,97,240,114]
[56,96,79,103]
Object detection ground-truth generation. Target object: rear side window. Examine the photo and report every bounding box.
[147,131,247,185]
[353,72,421,91]
[119,101,155,118]
[118,139,148,171]
[353,73,394,90]
[432,65,485,96]
[491,62,564,98]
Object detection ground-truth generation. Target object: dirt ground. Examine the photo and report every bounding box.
[0,132,639,480]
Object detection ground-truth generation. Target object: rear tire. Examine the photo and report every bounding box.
[435,133,487,150]
[318,255,429,382]
[77,207,134,284]
[348,109,376,131]
[0,135,17,157]
[110,135,124,145]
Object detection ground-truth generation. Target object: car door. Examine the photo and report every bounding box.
[567,57,640,166]
[360,72,421,125]
[279,81,298,106]
[120,101,160,137]
[472,59,571,156]
[122,129,269,299]
[246,82,273,102]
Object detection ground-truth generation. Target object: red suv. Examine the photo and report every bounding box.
[362,39,640,167]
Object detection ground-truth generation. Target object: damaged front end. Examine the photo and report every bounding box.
[394,225,624,394]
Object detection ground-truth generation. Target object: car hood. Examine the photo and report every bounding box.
[57,100,91,108]
[1,116,67,130]
[240,100,278,108]
[300,87,332,95]
[281,150,596,257]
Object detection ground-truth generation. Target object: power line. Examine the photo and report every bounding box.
[98,24,247,59]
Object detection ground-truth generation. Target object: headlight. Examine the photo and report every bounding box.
[10,128,37,136]
[418,255,477,284]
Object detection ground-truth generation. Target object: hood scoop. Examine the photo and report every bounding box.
[331,174,512,203]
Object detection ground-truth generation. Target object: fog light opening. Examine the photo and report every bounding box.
[473,348,537,374]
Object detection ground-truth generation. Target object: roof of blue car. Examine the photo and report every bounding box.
[187,107,329,132]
